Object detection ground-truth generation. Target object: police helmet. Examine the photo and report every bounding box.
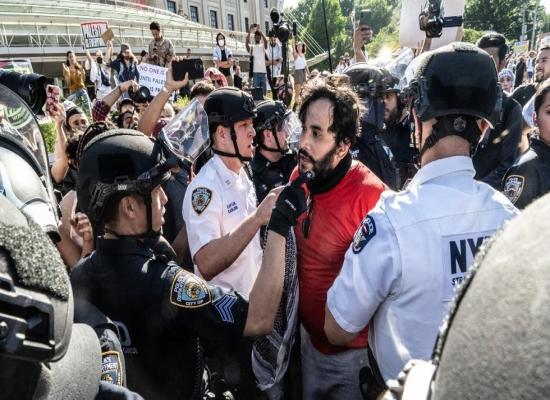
[77,129,171,229]
[343,63,386,98]
[386,193,550,400]
[380,68,400,94]
[409,42,501,127]
[0,195,101,399]
[204,87,257,128]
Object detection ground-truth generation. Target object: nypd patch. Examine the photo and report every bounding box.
[170,270,212,308]
[192,187,212,215]
[352,216,376,254]
[503,175,525,204]
[101,351,123,386]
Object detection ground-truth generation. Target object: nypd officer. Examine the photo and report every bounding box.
[323,43,519,392]
[251,100,299,204]
[72,129,290,399]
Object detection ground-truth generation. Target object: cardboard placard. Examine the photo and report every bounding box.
[513,41,530,54]
[102,28,115,44]
[80,21,109,50]
[399,0,465,50]
[137,64,167,97]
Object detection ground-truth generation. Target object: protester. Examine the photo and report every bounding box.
[203,67,228,88]
[503,79,550,208]
[62,50,92,117]
[527,50,536,82]
[147,21,174,67]
[86,49,112,100]
[213,32,234,86]
[324,44,518,396]
[267,32,283,99]
[499,68,515,94]
[291,37,309,108]
[514,56,527,89]
[106,40,139,83]
[246,25,268,96]
[234,65,243,89]
[335,56,347,73]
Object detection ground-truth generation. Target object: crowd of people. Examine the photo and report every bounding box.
[2,13,550,400]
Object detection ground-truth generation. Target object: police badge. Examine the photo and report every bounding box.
[504,175,525,204]
[191,187,212,215]
[352,215,376,254]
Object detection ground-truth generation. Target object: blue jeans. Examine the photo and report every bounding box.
[300,325,369,400]
[253,73,267,96]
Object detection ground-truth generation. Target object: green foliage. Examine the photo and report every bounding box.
[462,28,486,44]
[39,120,56,154]
[366,25,400,57]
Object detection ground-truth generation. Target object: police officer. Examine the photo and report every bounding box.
[324,43,518,393]
[344,63,398,189]
[72,129,288,399]
[503,79,550,209]
[251,100,299,204]
[379,69,418,188]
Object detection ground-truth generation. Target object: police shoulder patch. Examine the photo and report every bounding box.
[101,351,123,386]
[503,175,525,204]
[352,215,376,254]
[192,187,213,215]
[170,270,212,308]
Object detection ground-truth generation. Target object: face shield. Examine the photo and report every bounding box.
[159,98,209,170]
[279,112,302,152]
[0,84,59,238]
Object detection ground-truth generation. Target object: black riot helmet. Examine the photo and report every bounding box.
[385,193,550,400]
[0,195,101,399]
[407,42,502,156]
[344,63,386,132]
[380,68,401,95]
[77,129,173,238]
[253,100,297,154]
[204,87,257,162]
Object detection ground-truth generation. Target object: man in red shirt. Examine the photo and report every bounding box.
[267,80,386,398]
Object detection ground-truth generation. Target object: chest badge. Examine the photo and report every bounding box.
[192,187,213,215]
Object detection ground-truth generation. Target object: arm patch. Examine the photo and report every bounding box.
[170,270,212,308]
[352,216,377,254]
[191,187,213,215]
[101,351,123,386]
[503,175,525,204]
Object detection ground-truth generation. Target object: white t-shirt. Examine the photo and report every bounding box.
[182,155,262,297]
[267,43,283,77]
[327,156,518,382]
[252,43,267,74]
[294,54,306,70]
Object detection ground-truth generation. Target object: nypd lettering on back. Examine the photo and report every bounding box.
[442,231,493,301]
[352,216,376,254]
[170,270,212,308]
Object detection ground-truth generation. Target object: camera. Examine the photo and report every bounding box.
[269,8,291,43]
[418,0,463,39]
[128,85,151,104]
[0,70,48,114]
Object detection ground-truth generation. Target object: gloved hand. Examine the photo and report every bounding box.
[267,185,307,237]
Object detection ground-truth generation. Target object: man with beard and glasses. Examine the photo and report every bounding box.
[270,81,386,399]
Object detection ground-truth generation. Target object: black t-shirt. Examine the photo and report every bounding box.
[71,238,249,400]
[219,49,231,77]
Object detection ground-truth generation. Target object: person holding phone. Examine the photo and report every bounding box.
[213,32,234,86]
[62,50,92,118]
[246,24,268,96]
[266,32,283,100]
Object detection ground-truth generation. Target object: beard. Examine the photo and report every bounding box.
[298,144,338,182]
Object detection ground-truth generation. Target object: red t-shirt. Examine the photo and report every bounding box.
[292,161,386,354]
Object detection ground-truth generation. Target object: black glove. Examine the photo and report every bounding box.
[267,185,307,237]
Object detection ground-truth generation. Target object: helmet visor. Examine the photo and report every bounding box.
[280,112,301,152]
[159,98,209,163]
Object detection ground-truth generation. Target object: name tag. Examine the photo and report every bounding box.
[226,201,238,214]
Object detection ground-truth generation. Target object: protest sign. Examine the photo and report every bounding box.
[137,64,167,97]
[80,21,109,50]
[514,41,529,54]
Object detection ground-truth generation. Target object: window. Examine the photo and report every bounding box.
[228,14,235,31]
[265,21,269,34]
[210,10,218,29]
[166,0,176,13]
[244,17,249,32]
[264,0,268,7]
[190,5,199,23]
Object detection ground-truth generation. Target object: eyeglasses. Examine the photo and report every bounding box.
[301,195,313,238]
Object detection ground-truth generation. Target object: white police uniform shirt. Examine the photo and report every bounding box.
[183,154,261,297]
[327,156,518,382]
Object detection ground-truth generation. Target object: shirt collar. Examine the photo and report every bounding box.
[96,237,154,258]
[410,156,475,187]
[212,154,244,190]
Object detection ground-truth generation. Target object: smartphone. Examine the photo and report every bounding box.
[359,9,372,29]
[172,58,205,81]
[46,85,61,115]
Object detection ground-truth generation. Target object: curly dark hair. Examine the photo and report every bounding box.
[298,78,361,146]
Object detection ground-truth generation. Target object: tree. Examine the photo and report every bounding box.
[354,0,394,34]
[303,0,349,71]
[462,28,485,44]
[464,0,546,42]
